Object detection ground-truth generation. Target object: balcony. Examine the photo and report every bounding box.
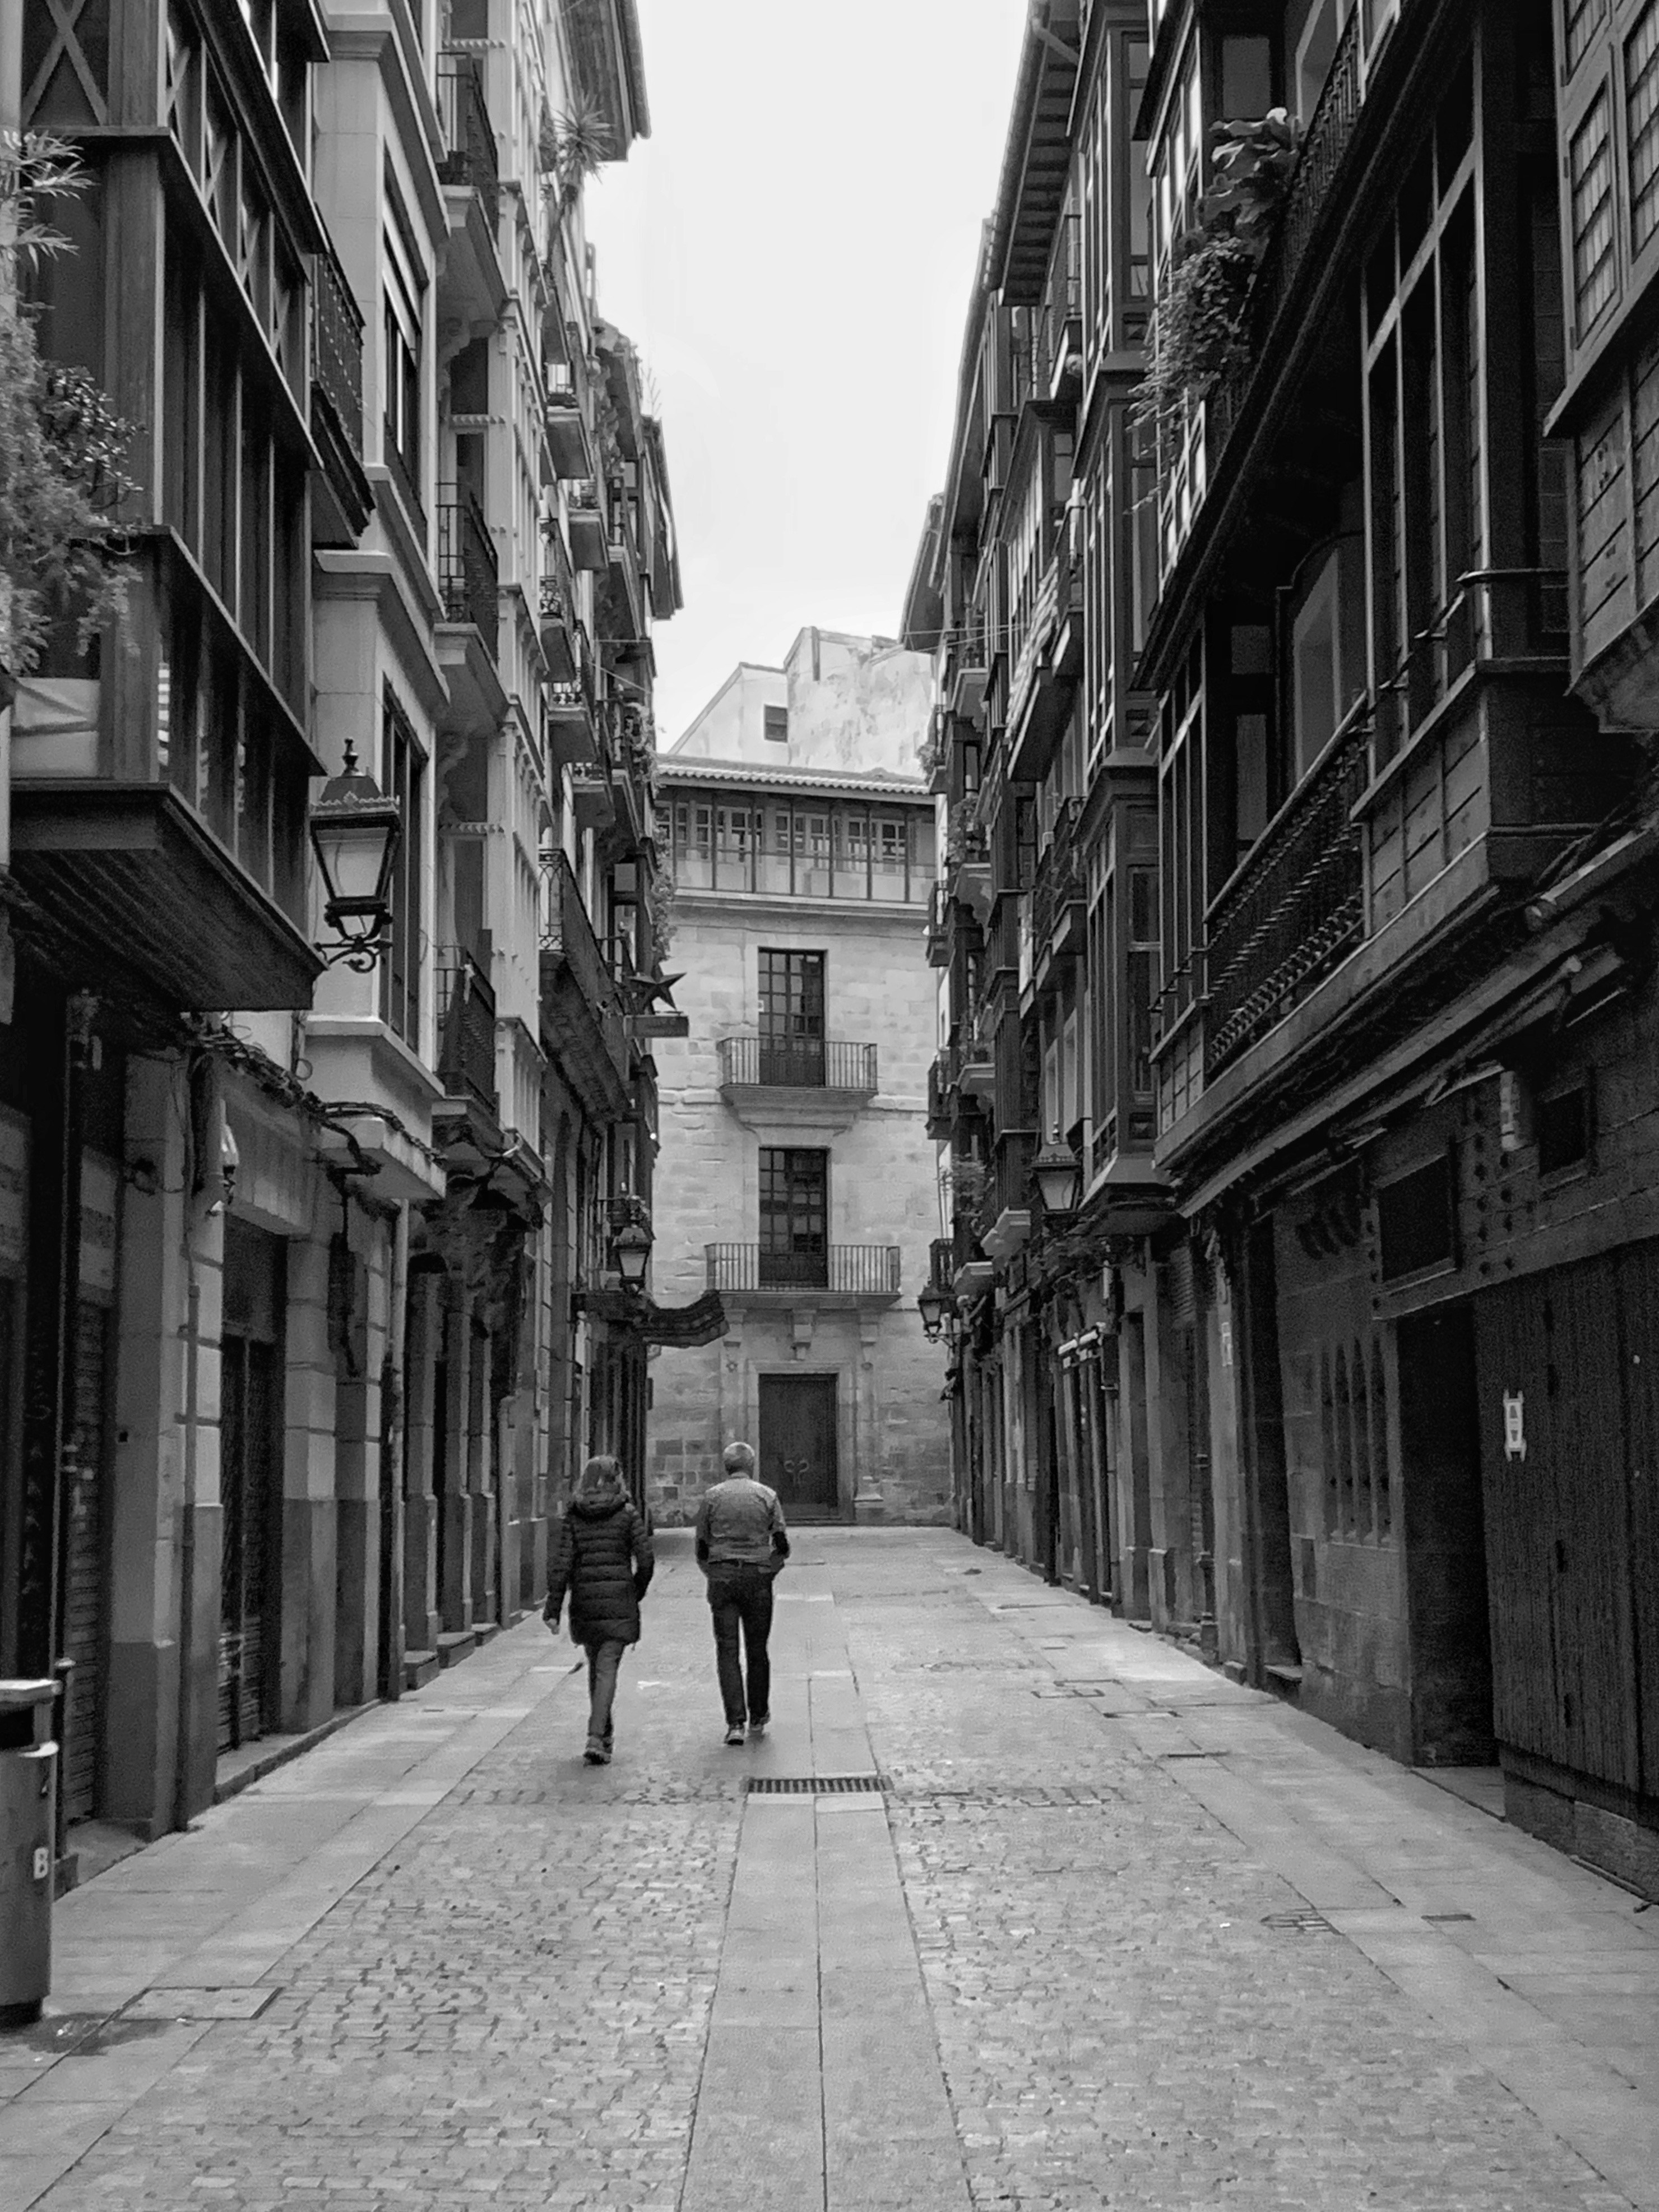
[542,358,593,480]
[539,524,579,678]
[706,1243,902,1301]
[956,1040,995,1102]
[437,492,498,655]
[8,548,321,1014]
[1207,7,1365,480]
[1030,797,1086,991]
[309,237,371,545]
[539,850,630,1121]
[1006,513,1084,784]
[436,53,499,231]
[718,1036,878,1096]
[546,623,598,769]
[567,479,608,570]
[924,880,951,967]
[1040,211,1082,399]
[944,627,989,722]
[435,946,499,1124]
[926,1053,952,1140]
[1203,701,1370,1079]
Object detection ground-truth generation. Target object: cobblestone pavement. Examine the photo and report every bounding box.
[2,1530,1657,2211]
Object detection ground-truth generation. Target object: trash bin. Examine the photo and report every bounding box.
[0,1679,59,2028]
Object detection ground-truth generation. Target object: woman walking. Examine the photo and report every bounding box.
[544,1455,655,1765]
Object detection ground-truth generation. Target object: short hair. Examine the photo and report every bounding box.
[722,1440,756,1475]
[579,1454,624,1494]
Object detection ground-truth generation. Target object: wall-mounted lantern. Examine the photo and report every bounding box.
[309,742,402,971]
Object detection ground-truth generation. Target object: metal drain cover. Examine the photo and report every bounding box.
[1261,1908,1336,1933]
[126,1987,280,2021]
[748,1775,886,1795]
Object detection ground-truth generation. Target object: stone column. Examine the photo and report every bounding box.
[280,1229,337,1733]
[854,1312,884,1523]
[332,1211,387,1708]
[104,1055,224,1832]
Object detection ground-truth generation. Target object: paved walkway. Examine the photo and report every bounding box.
[2,1530,1657,2211]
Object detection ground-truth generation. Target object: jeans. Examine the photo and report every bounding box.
[707,1563,774,1727]
[583,1638,626,1746]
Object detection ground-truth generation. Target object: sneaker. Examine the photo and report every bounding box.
[724,1723,746,1747]
[583,1739,610,1765]
[749,1714,770,1739]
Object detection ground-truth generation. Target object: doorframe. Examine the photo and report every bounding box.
[756,1367,842,1517]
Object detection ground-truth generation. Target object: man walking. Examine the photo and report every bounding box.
[544,1455,655,1765]
[696,1441,789,1744]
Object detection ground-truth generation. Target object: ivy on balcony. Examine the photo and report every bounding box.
[1134,110,1301,433]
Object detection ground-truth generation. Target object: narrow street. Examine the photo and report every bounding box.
[2,1530,1657,2212]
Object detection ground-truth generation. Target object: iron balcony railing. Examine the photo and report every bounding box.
[540,849,622,1030]
[705,1244,902,1295]
[1212,5,1364,449]
[437,52,499,231]
[437,490,498,654]
[1031,797,1084,951]
[717,1036,878,1093]
[436,947,498,1114]
[311,237,364,461]
[1203,698,1373,1077]
[928,1237,954,1293]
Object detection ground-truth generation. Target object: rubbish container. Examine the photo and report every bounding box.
[0,1679,59,2027]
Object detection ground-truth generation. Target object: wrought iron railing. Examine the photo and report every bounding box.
[717,1036,878,1092]
[540,849,619,1026]
[1031,797,1083,951]
[437,52,499,231]
[705,1244,902,1295]
[1203,700,1372,1077]
[928,1237,954,1293]
[1212,7,1364,449]
[437,491,498,651]
[311,237,363,460]
[436,947,497,1113]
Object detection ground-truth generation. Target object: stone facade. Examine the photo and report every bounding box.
[647,633,951,1526]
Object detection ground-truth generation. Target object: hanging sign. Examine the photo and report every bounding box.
[1502,1390,1527,1463]
[625,1014,690,1039]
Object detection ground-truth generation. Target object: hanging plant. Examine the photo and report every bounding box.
[1133,109,1302,434]
[0,132,133,681]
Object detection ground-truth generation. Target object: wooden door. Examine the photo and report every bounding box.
[759,1375,838,1516]
[1612,1244,1659,1804]
[1474,1255,1641,1793]
[218,1222,284,1755]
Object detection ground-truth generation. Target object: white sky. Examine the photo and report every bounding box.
[585,1,1027,744]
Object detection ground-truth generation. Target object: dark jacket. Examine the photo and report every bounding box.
[544,1493,655,1647]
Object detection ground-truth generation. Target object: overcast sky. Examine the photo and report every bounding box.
[585,1,1026,744]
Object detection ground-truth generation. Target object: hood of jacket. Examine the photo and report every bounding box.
[569,1492,629,1523]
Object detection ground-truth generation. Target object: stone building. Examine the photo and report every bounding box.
[646,630,952,1524]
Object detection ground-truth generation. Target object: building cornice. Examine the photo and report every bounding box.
[658,761,928,803]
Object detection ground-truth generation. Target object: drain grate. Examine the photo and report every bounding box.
[748,1775,886,1795]
[1261,1908,1337,1933]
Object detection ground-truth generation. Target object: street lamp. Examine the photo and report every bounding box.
[610,1216,653,1292]
[1031,1133,1082,1216]
[309,741,402,971]
[917,1283,952,1341]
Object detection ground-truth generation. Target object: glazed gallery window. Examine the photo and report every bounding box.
[758,1149,828,1288]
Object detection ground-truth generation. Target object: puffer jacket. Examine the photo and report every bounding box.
[544,1493,655,1646]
